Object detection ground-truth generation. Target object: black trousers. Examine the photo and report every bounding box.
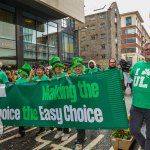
[57,128,69,133]
[77,129,85,143]
[19,126,25,136]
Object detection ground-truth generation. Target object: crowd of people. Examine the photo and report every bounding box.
[0,42,150,150]
[0,56,128,150]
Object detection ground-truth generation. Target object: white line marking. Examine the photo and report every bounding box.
[0,127,37,144]
[60,133,77,146]
[49,144,72,150]
[83,134,104,150]
[109,146,114,150]
[4,127,18,134]
[33,129,56,150]
[4,126,12,130]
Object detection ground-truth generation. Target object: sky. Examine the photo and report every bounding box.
[84,0,150,34]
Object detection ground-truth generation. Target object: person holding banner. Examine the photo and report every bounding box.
[15,63,32,138]
[130,43,150,150]
[50,57,71,141]
[28,65,49,135]
[70,57,86,150]
[87,60,101,74]
[105,58,125,90]
[0,62,8,84]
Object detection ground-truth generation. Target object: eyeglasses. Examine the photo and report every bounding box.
[144,49,150,51]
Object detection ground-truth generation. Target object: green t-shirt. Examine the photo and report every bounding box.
[16,77,28,83]
[87,67,102,74]
[105,68,124,80]
[52,72,67,80]
[32,75,49,81]
[70,72,84,77]
[0,70,8,84]
[130,60,150,109]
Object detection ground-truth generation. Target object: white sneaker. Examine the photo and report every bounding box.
[61,133,70,141]
[15,133,24,138]
[139,146,144,150]
[75,144,83,150]
[54,131,63,139]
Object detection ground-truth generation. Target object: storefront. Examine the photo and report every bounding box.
[0,0,79,67]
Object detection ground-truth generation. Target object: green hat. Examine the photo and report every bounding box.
[18,64,32,76]
[50,57,60,66]
[72,57,83,64]
[52,63,64,70]
[71,62,83,69]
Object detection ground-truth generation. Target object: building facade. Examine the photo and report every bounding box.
[121,11,150,66]
[0,0,84,67]
[76,2,121,68]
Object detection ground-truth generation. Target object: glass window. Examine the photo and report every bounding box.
[48,22,58,59]
[100,33,106,39]
[100,23,105,28]
[62,33,74,61]
[126,28,136,34]
[101,54,106,58]
[126,38,136,43]
[36,18,48,60]
[0,6,16,60]
[61,17,74,28]
[127,57,132,65]
[101,44,105,49]
[127,48,136,53]
[0,59,16,65]
[126,17,132,26]
[100,14,105,19]
[23,16,36,59]
[91,35,96,40]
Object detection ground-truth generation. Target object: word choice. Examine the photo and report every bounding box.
[64,105,103,123]
[0,107,20,120]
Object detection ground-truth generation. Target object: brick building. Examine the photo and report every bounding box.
[121,11,150,66]
[76,2,121,68]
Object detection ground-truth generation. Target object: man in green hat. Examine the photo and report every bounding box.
[0,62,8,84]
[70,61,86,150]
[72,57,88,74]
[72,57,83,65]
[50,56,61,66]
[52,62,66,80]
[50,58,71,141]
[15,63,32,138]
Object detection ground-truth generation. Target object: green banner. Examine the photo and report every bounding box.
[0,69,128,129]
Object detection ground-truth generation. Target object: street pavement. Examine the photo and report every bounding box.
[0,96,142,150]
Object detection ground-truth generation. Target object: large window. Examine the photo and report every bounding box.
[126,28,136,34]
[36,18,48,61]
[126,38,136,43]
[48,22,58,59]
[126,17,132,26]
[127,57,132,65]
[62,17,74,28]
[23,12,58,64]
[0,5,16,61]
[127,48,136,53]
[23,14,36,60]
[62,33,74,61]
